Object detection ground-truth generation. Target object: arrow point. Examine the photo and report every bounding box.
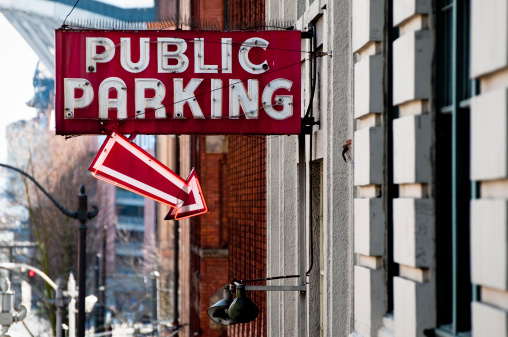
[164,168,207,220]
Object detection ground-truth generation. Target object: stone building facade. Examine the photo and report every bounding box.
[266,0,508,336]
[152,0,508,336]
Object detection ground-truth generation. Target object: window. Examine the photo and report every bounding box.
[117,205,144,218]
[435,0,475,335]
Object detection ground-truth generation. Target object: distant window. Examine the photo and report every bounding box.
[117,205,144,218]
[435,0,474,335]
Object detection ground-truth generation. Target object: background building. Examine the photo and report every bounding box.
[3,0,508,336]
[0,0,159,329]
[266,0,508,336]
[154,2,268,337]
[99,135,157,324]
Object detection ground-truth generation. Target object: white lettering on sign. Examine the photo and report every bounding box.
[211,79,223,119]
[230,79,258,119]
[194,38,218,73]
[64,78,94,118]
[65,36,293,121]
[174,78,205,119]
[64,78,293,120]
[157,38,189,73]
[121,38,150,73]
[221,38,232,73]
[85,37,270,75]
[99,77,127,119]
[135,79,166,118]
[239,38,269,74]
[86,38,115,72]
[263,79,293,120]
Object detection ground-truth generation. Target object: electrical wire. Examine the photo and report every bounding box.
[61,0,81,28]
[231,25,319,283]
[22,321,35,337]
[60,26,314,54]
[306,24,317,276]
[63,57,308,137]
[58,24,333,138]
[233,275,300,284]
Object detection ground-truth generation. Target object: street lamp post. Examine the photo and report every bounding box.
[0,263,76,337]
[0,163,98,337]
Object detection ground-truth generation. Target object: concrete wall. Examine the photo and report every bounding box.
[351,0,435,336]
[352,0,386,335]
[265,0,354,336]
[470,0,508,334]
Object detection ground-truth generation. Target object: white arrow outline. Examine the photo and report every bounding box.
[90,132,206,218]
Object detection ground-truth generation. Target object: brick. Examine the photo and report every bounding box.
[471,89,508,181]
[393,0,430,27]
[393,114,431,184]
[393,30,432,106]
[472,301,508,337]
[354,198,385,256]
[470,0,508,78]
[354,266,386,336]
[354,126,384,186]
[394,277,435,337]
[393,198,433,268]
[471,199,508,290]
[354,54,384,118]
[352,0,384,52]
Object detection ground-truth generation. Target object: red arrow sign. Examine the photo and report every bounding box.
[89,132,207,220]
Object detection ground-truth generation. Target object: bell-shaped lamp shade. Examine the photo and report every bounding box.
[207,286,236,326]
[228,284,259,324]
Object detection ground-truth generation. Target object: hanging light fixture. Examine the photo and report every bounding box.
[228,284,259,323]
[207,283,260,325]
[207,285,236,325]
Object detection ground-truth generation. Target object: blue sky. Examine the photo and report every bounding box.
[0,13,38,163]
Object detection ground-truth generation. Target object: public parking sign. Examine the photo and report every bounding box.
[55,29,302,135]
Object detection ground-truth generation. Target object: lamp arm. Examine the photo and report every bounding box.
[14,304,28,322]
[88,205,99,219]
[0,163,77,219]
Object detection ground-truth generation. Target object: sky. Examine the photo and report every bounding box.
[0,0,155,163]
[95,0,154,8]
[0,13,38,163]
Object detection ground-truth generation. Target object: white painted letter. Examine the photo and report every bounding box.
[211,79,222,119]
[121,38,150,73]
[262,78,293,120]
[135,79,166,118]
[229,79,259,119]
[158,38,189,73]
[64,78,94,119]
[99,77,127,119]
[173,78,204,119]
[194,38,218,73]
[86,37,115,72]
[221,38,232,73]
[238,38,269,74]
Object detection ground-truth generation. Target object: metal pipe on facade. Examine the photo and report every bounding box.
[0,164,98,337]
[173,135,180,328]
[77,186,89,337]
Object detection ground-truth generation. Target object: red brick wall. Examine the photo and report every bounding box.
[188,135,229,337]
[226,135,267,337]
[154,2,267,336]
[226,0,265,30]
[190,0,224,29]
[222,1,267,333]
[198,136,227,249]
[156,0,176,20]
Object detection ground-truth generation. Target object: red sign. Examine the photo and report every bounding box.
[89,132,207,220]
[56,29,302,135]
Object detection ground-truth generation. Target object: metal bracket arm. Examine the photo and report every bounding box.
[301,115,320,134]
[245,285,306,292]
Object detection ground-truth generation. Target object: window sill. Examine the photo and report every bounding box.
[434,326,471,337]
